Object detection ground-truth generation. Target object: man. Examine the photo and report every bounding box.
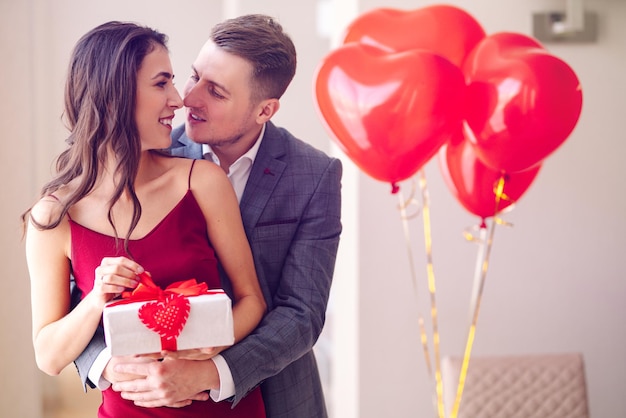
[74,14,342,418]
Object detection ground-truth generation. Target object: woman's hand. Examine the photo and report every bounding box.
[89,256,144,308]
[103,354,156,383]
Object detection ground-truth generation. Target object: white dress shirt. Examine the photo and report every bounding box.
[88,125,265,402]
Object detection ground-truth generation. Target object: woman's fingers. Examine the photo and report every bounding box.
[96,257,144,289]
[91,256,145,303]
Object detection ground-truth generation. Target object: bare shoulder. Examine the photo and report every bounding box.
[187,159,237,211]
[188,158,230,188]
[29,195,66,227]
[155,155,231,199]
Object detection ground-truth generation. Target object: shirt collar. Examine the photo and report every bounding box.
[202,123,265,169]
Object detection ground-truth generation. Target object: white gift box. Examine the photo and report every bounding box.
[103,292,234,356]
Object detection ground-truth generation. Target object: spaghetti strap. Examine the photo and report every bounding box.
[188,159,197,190]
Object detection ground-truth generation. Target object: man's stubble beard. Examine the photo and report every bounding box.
[188,106,257,149]
[186,120,247,148]
[204,132,245,148]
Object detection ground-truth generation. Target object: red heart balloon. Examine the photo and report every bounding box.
[343,5,486,67]
[439,129,541,219]
[314,43,466,188]
[138,293,190,340]
[463,32,583,172]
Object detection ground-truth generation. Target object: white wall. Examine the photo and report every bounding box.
[1,2,41,416]
[1,0,623,417]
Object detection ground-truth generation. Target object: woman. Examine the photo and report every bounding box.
[23,21,266,417]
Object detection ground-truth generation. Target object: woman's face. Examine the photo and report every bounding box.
[135,45,183,150]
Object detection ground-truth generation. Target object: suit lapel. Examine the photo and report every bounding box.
[169,125,203,159]
[171,122,286,233]
[240,122,286,233]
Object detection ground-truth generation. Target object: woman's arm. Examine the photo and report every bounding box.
[26,198,141,375]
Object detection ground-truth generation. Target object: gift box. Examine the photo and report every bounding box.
[103,275,234,356]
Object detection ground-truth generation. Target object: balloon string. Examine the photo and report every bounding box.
[417,170,445,418]
[398,179,445,418]
[397,175,444,418]
[449,175,506,418]
[396,185,434,385]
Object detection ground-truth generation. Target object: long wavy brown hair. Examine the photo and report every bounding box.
[22,21,168,254]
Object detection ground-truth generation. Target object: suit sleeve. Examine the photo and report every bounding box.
[70,278,101,390]
[74,326,106,390]
[221,157,342,405]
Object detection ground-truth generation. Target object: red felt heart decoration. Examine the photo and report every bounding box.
[463,32,583,172]
[342,5,486,67]
[439,129,541,219]
[314,43,466,188]
[138,293,190,341]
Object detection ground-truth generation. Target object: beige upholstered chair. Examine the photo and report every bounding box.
[441,353,590,418]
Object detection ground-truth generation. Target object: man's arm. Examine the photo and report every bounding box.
[71,280,153,391]
[223,156,343,405]
[69,276,102,390]
[74,326,106,389]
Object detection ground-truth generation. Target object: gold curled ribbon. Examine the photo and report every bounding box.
[450,174,515,418]
[397,171,445,418]
[396,180,433,381]
[397,178,423,221]
[418,171,445,418]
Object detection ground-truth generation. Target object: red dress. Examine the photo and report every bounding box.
[70,163,265,417]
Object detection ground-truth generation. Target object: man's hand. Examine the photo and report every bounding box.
[159,346,221,361]
[111,357,220,408]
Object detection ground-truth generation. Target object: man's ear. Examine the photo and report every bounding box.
[255,98,280,124]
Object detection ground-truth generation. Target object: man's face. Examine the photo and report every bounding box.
[182,40,259,147]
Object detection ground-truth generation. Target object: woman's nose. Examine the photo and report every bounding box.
[170,88,183,109]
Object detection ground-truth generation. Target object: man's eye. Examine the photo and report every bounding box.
[210,87,225,99]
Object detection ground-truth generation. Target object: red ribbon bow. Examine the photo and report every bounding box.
[108,272,223,352]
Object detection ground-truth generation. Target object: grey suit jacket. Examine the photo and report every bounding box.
[75,121,342,418]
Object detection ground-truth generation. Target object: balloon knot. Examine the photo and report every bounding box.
[391,183,400,194]
[479,219,487,229]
